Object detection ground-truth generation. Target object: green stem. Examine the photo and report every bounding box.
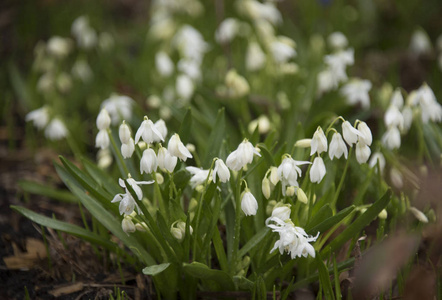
[330,147,353,213]
[230,169,243,274]
[108,130,130,175]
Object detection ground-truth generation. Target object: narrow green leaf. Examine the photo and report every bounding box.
[18,180,77,203]
[305,204,332,231]
[178,108,192,143]
[322,190,391,257]
[333,254,342,299]
[81,158,121,195]
[233,276,254,290]
[183,262,235,291]
[306,206,355,236]
[142,263,170,276]
[257,143,275,166]
[212,227,228,272]
[238,227,270,258]
[315,252,335,300]
[203,108,225,167]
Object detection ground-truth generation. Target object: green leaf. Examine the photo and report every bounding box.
[238,227,270,258]
[306,205,355,236]
[18,180,77,203]
[178,108,192,143]
[212,227,228,272]
[315,252,335,300]
[203,108,225,167]
[233,276,254,290]
[305,204,332,231]
[257,143,275,166]
[183,262,235,291]
[81,158,121,196]
[322,190,391,257]
[142,263,170,276]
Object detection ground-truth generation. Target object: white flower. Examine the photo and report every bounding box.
[176,74,195,101]
[295,139,312,148]
[155,51,174,77]
[177,59,201,81]
[122,217,136,233]
[119,121,131,144]
[226,139,261,171]
[297,188,308,204]
[368,152,386,173]
[45,118,68,140]
[157,146,178,172]
[417,84,442,123]
[26,106,49,130]
[173,25,208,61]
[171,221,193,241]
[96,109,111,130]
[121,138,135,159]
[390,167,403,189]
[248,115,270,134]
[97,148,112,169]
[382,126,401,150]
[327,32,348,50]
[355,141,371,164]
[112,177,153,215]
[357,121,372,146]
[119,177,153,200]
[262,178,271,199]
[340,78,372,109]
[329,132,348,160]
[270,36,296,64]
[72,59,93,83]
[310,127,328,156]
[154,119,168,142]
[239,0,282,25]
[277,157,311,190]
[342,121,361,146]
[271,205,291,221]
[225,69,250,98]
[95,129,109,149]
[390,89,404,109]
[384,105,404,130]
[409,29,432,55]
[215,18,240,44]
[402,106,413,131]
[317,69,337,94]
[310,157,326,183]
[101,94,134,125]
[140,148,158,174]
[47,36,72,58]
[241,191,258,216]
[409,207,428,223]
[269,166,279,186]
[246,41,266,71]
[213,159,230,183]
[168,133,193,161]
[186,166,210,188]
[266,216,319,259]
[135,117,164,144]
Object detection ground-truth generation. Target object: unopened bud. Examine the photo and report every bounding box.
[378,209,388,220]
[155,173,164,184]
[297,188,308,204]
[409,207,428,223]
[262,178,271,199]
[295,139,312,148]
[286,186,296,197]
[135,222,147,232]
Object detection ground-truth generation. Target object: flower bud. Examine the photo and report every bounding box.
[297,188,308,204]
[135,222,147,232]
[97,109,111,130]
[390,167,403,189]
[188,198,198,211]
[378,209,388,219]
[140,148,157,174]
[409,207,428,223]
[155,173,164,184]
[271,204,291,220]
[269,167,279,186]
[119,121,131,144]
[213,159,230,183]
[262,178,271,199]
[122,217,136,234]
[168,134,193,161]
[286,186,296,197]
[241,190,258,216]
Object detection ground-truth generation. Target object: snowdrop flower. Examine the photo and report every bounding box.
[286,186,296,197]
[45,118,68,140]
[95,130,109,149]
[186,166,210,188]
[238,0,282,25]
[96,109,111,130]
[140,148,158,174]
[295,139,312,148]
[173,25,208,61]
[271,205,291,221]
[121,138,135,159]
[241,190,258,216]
[340,78,372,109]
[176,74,195,101]
[248,115,270,134]
[170,221,193,242]
[97,148,112,169]
[157,146,177,172]
[357,121,372,146]
[277,157,311,193]
[390,167,404,189]
[329,132,348,160]
[177,59,202,81]
[270,36,296,64]
[119,177,153,201]
[390,89,404,109]
[25,106,49,130]
[215,18,240,44]
[297,188,308,204]
[154,119,168,142]
[71,16,89,38]
[368,152,386,173]
[327,32,348,50]
[225,69,250,98]
[72,59,93,83]
[155,51,174,77]
[269,166,279,186]
[310,157,326,183]
[310,127,328,156]
[213,159,230,183]
[119,121,131,144]
[112,176,153,215]
[409,207,428,223]
[122,216,136,234]
[417,84,442,123]
[382,126,401,150]
[135,116,164,144]
[226,139,261,171]
[47,36,72,58]
[402,106,413,131]
[409,29,432,55]
[246,41,266,71]
[317,69,337,94]
[101,94,134,125]
[266,216,319,259]
[385,105,404,130]
[342,121,361,146]
[168,133,193,161]
[355,141,371,164]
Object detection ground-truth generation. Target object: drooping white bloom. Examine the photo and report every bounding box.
[382,126,401,150]
[178,59,202,81]
[173,25,209,61]
[248,115,271,134]
[368,152,386,173]
[168,133,193,161]
[26,106,49,130]
[72,59,93,82]
[95,129,109,149]
[112,177,153,215]
[277,157,311,193]
[119,177,153,201]
[409,29,432,55]
[71,16,89,38]
[121,138,135,159]
[357,121,372,146]
[390,89,404,109]
[266,216,319,259]
[409,207,428,223]
[119,121,131,144]
[342,121,361,146]
[97,148,112,169]
[176,74,195,101]
[270,36,296,64]
[96,109,111,130]
[269,166,279,186]
[215,18,240,44]
[310,127,328,156]
[384,105,404,130]
[170,221,193,242]
[340,78,372,109]
[390,167,403,189]
[317,69,337,94]
[271,205,291,221]
[241,191,258,216]
[157,146,178,172]
[225,69,250,98]
[226,139,261,171]
[47,36,72,58]
[140,148,158,174]
[135,117,164,144]
[213,159,230,183]
[355,141,371,164]
[45,118,68,140]
[186,166,210,188]
[122,216,136,234]
[329,132,348,160]
[238,0,282,25]
[155,51,174,77]
[310,157,326,183]
[327,32,348,50]
[101,94,134,125]
[416,84,442,123]
[154,119,168,142]
[246,41,266,71]
[402,106,413,131]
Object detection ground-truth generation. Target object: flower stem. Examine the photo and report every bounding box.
[108,130,130,176]
[230,169,243,274]
[330,147,352,213]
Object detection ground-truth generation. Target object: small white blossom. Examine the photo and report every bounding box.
[310,127,328,156]
[409,29,432,55]
[157,146,178,172]
[241,191,258,216]
[270,36,296,64]
[340,78,372,109]
[390,167,404,189]
[329,132,348,160]
[409,207,428,223]
[121,138,135,159]
[215,18,240,44]
[101,94,134,125]
[391,89,404,109]
[225,69,250,98]
[277,157,311,192]
[248,115,271,134]
[72,59,93,83]
[119,121,131,144]
[368,152,386,173]
[140,148,158,174]
[47,36,72,58]
[45,118,68,140]
[382,126,401,150]
[213,159,230,183]
[95,129,109,149]
[385,105,404,130]
[168,133,193,161]
[186,166,210,188]
[155,51,174,77]
[176,74,195,101]
[342,121,361,146]
[97,148,112,169]
[112,177,153,215]
[25,106,49,130]
[355,141,371,164]
[271,205,291,221]
[96,109,111,130]
[416,84,442,123]
[357,121,372,146]
[246,41,266,71]
[226,139,261,171]
[310,157,326,183]
[135,117,164,144]
[154,119,168,142]
[262,177,271,199]
[269,166,279,186]
[328,32,348,50]
[122,216,136,234]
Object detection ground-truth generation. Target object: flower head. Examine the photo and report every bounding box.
[241,190,258,216]
[135,116,164,144]
[95,129,110,149]
[157,146,178,172]
[25,106,49,130]
[140,148,158,174]
[355,141,371,164]
[186,166,210,188]
[96,109,111,130]
[121,138,135,159]
[213,159,230,183]
[168,133,193,161]
[45,118,68,140]
[226,139,261,171]
[310,157,326,183]
[342,121,361,146]
[357,121,372,146]
[310,127,328,156]
[329,132,348,160]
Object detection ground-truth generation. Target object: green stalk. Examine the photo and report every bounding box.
[108,130,130,175]
[230,169,243,274]
[330,147,353,213]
